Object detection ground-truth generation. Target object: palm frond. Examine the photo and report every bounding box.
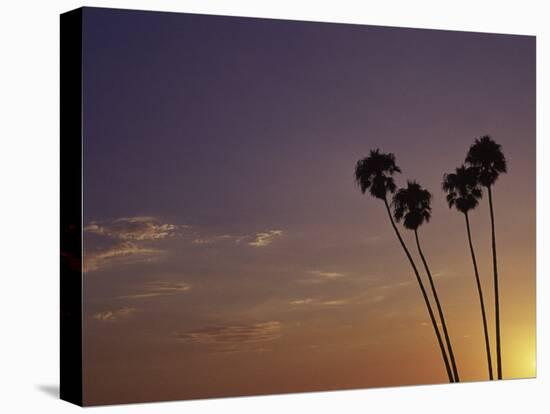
[355,149,401,199]
[442,165,483,213]
[465,135,507,186]
[391,181,432,230]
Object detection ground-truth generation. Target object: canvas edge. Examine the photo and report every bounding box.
[60,7,84,407]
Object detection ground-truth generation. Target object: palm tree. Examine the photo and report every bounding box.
[355,150,454,383]
[466,135,507,379]
[392,181,460,382]
[443,166,493,379]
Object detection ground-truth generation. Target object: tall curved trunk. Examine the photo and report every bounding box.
[487,186,502,379]
[464,212,493,380]
[382,197,454,382]
[414,229,460,382]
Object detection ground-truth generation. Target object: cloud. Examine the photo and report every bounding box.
[248,230,283,247]
[192,235,233,245]
[324,293,385,306]
[289,298,313,305]
[296,269,346,284]
[83,216,180,272]
[307,270,345,279]
[188,227,286,248]
[85,216,286,273]
[289,293,385,308]
[364,295,386,304]
[92,307,136,322]
[321,299,350,306]
[174,321,281,353]
[377,280,413,290]
[85,216,179,241]
[84,242,163,272]
[120,281,192,299]
[433,271,460,279]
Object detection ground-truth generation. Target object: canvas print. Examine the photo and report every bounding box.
[60,7,536,406]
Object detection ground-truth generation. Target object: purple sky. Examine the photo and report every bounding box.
[81,7,535,405]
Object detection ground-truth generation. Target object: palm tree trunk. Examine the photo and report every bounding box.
[464,212,493,380]
[414,229,460,382]
[487,186,502,379]
[382,197,454,382]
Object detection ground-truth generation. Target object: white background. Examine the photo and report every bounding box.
[0,0,547,412]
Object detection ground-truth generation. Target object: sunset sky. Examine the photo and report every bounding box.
[81,8,535,405]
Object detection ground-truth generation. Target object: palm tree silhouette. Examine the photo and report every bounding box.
[466,135,507,379]
[355,150,454,383]
[392,181,460,382]
[443,166,493,380]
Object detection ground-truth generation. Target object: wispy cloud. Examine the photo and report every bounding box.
[92,307,136,322]
[174,321,281,353]
[248,230,283,247]
[192,235,233,245]
[289,298,314,305]
[188,229,284,249]
[120,281,192,299]
[85,216,180,241]
[307,270,345,279]
[296,269,346,284]
[321,299,350,306]
[433,271,459,279]
[84,215,286,272]
[84,216,180,272]
[363,295,386,304]
[377,280,413,290]
[84,242,163,272]
[290,293,384,307]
